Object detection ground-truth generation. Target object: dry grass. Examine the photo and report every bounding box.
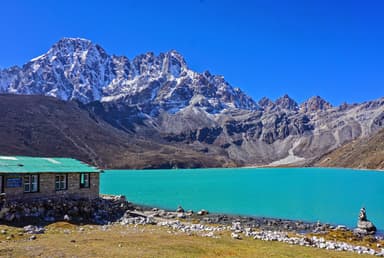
[0,222,376,258]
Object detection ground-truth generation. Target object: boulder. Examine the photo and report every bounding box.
[176,205,184,213]
[64,214,71,221]
[177,213,186,219]
[231,232,241,240]
[0,207,10,219]
[197,209,209,215]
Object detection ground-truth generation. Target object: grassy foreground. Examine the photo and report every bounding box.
[0,222,374,258]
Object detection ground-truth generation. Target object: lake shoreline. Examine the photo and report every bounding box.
[129,200,333,233]
[119,196,382,237]
[2,195,383,256]
[111,195,384,256]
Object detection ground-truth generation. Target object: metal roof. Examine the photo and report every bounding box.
[0,156,101,173]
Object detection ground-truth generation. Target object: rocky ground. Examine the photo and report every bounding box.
[314,128,384,170]
[1,195,384,257]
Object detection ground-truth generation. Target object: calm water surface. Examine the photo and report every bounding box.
[100,168,384,230]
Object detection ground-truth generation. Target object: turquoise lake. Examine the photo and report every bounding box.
[100,168,384,230]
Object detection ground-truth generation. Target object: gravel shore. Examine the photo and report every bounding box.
[1,195,383,256]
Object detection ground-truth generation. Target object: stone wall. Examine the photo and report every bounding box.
[0,195,130,224]
[1,173,99,200]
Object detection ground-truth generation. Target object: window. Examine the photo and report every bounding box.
[80,173,90,188]
[55,175,67,190]
[24,175,39,193]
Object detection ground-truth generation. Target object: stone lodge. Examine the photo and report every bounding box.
[0,156,101,200]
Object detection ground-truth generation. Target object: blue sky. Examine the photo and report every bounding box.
[1,0,383,105]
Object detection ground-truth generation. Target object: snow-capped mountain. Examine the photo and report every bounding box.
[0,37,383,168]
[0,37,258,114]
[1,38,113,103]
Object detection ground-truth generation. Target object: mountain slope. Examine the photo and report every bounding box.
[0,94,229,169]
[314,128,384,169]
[87,95,384,167]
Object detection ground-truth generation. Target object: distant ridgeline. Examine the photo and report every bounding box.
[0,38,383,169]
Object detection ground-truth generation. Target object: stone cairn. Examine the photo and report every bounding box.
[354,207,376,235]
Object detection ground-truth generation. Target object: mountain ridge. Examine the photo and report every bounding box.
[1,37,341,112]
[0,37,259,114]
[0,37,383,168]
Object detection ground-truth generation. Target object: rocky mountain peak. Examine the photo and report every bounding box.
[300,96,332,113]
[31,37,108,63]
[52,37,93,51]
[165,49,187,65]
[275,94,298,110]
[203,70,212,78]
[161,50,188,77]
[12,37,114,103]
[258,97,276,111]
[0,37,261,114]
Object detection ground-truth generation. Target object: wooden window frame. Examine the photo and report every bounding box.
[55,174,68,191]
[23,174,39,193]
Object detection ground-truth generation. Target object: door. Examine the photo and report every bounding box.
[0,175,3,193]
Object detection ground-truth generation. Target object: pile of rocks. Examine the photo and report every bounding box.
[117,205,201,225]
[157,220,227,237]
[23,225,45,234]
[191,213,330,233]
[119,213,156,225]
[116,207,226,238]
